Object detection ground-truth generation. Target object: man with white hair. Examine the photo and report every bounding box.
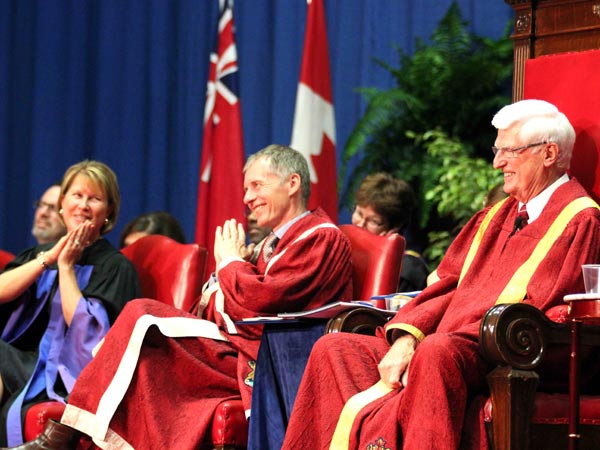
[282,99,600,450]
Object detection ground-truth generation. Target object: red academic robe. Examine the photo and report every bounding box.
[61,208,353,450]
[283,179,600,450]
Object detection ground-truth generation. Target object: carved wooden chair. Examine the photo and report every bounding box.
[324,303,600,450]
[480,302,600,450]
[482,1,600,448]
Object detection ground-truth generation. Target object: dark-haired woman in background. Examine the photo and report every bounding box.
[119,211,186,248]
[352,172,429,292]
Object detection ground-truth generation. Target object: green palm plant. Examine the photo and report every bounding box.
[340,1,513,265]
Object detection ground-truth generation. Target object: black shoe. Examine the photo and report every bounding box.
[0,419,81,450]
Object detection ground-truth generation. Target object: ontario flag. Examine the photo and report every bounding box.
[290,0,338,222]
[195,0,245,275]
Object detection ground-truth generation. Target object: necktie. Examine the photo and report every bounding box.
[514,204,529,232]
[262,233,279,262]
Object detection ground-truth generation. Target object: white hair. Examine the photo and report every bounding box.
[491,99,575,170]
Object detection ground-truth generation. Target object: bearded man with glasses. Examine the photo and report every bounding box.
[31,184,66,245]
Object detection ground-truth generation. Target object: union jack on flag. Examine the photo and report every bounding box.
[195,0,245,275]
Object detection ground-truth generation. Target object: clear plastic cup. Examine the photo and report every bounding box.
[582,264,600,293]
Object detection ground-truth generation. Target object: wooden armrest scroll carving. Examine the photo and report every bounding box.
[480,303,556,370]
[325,307,394,335]
[480,303,557,450]
[479,303,600,450]
[480,302,600,368]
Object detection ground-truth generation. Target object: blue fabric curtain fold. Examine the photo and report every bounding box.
[0,0,512,253]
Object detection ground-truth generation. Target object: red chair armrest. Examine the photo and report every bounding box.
[24,401,66,441]
[211,399,248,447]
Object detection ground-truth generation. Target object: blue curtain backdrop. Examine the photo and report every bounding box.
[0,0,512,254]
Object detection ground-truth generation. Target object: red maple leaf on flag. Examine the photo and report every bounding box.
[290,0,338,223]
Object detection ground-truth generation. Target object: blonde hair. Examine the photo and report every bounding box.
[59,160,121,234]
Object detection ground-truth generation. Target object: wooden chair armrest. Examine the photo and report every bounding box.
[479,302,600,450]
[480,303,567,369]
[480,303,600,368]
[325,307,394,335]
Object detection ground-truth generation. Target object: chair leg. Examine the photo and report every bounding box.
[486,366,539,450]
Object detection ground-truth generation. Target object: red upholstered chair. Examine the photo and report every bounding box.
[121,234,207,312]
[0,249,15,270]
[23,235,208,445]
[324,225,405,334]
[23,402,75,443]
[338,224,405,300]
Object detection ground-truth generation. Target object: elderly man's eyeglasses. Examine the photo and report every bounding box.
[491,141,547,158]
[33,201,58,213]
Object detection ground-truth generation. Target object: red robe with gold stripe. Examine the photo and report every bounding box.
[283,178,600,450]
[61,208,352,450]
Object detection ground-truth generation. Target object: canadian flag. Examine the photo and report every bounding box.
[195,0,245,275]
[290,0,338,222]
